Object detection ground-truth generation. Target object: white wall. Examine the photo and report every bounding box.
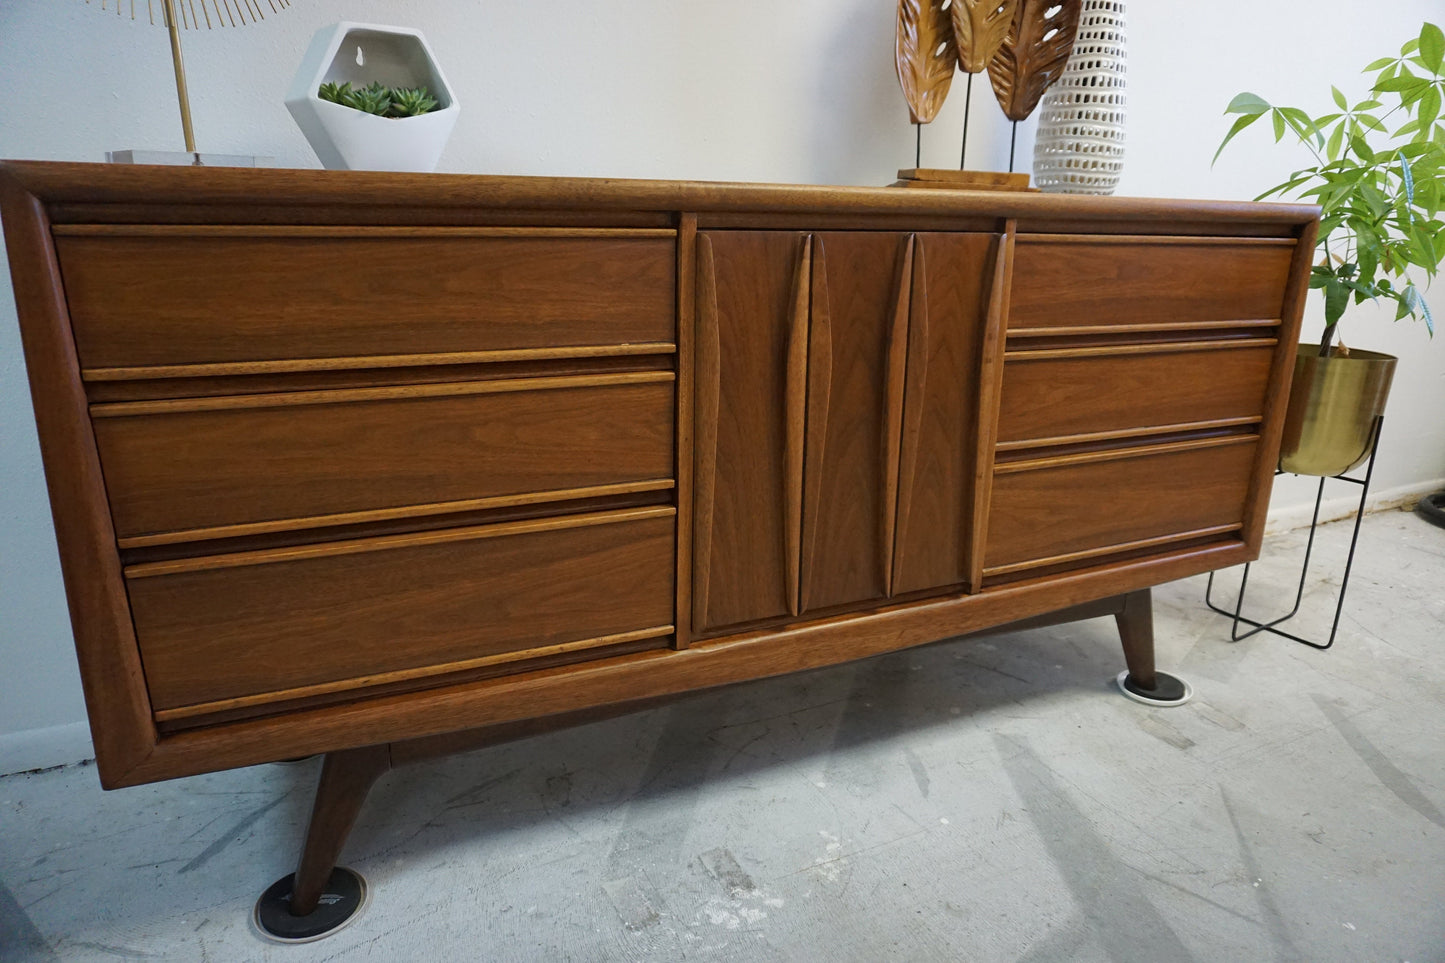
[2,0,1442,773]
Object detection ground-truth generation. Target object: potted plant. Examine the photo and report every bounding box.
[285,22,460,172]
[1215,22,1445,477]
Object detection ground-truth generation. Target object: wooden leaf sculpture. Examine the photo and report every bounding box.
[896,0,958,124]
[951,0,1020,74]
[987,0,1082,121]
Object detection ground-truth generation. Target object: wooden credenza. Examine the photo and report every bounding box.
[0,161,1317,927]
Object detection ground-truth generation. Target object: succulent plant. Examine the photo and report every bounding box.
[317,81,353,105]
[346,82,394,117]
[389,86,440,117]
[316,81,441,119]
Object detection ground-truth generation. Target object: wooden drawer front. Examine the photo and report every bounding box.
[55,231,676,369]
[997,344,1274,444]
[127,509,676,712]
[94,375,675,541]
[984,440,1256,574]
[1008,237,1294,330]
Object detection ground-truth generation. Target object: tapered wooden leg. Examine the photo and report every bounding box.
[290,743,391,915]
[1115,588,1156,690]
[1113,588,1192,707]
[253,743,391,942]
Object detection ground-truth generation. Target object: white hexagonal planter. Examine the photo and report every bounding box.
[285,22,459,172]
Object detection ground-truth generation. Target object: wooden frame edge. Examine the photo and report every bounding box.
[0,171,157,788]
[1241,217,1320,552]
[109,538,1252,787]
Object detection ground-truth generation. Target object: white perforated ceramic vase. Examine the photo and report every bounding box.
[1032,0,1127,194]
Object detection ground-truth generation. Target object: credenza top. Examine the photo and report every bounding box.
[0,160,1319,230]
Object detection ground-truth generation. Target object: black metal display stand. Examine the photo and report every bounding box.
[1204,417,1383,651]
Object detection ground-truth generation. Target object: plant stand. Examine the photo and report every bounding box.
[1204,416,1383,651]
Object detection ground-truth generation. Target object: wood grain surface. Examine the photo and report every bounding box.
[800,233,913,613]
[985,438,1258,572]
[1009,237,1296,329]
[0,160,1320,791]
[997,344,1274,445]
[0,172,156,788]
[129,509,676,710]
[692,231,807,632]
[57,233,676,368]
[95,377,674,540]
[891,232,997,596]
[1,161,1319,228]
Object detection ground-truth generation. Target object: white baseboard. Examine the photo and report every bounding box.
[0,721,94,776]
[1265,476,1445,535]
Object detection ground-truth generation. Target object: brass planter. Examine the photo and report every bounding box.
[1278,344,1397,476]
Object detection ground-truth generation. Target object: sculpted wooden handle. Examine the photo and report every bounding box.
[799,235,833,614]
[692,232,721,630]
[881,234,915,597]
[892,234,930,596]
[783,234,812,617]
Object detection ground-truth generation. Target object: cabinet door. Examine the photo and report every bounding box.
[799,232,914,613]
[693,231,808,633]
[890,232,998,596]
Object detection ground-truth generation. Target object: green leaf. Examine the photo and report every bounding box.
[1420,85,1442,130]
[1352,99,1383,111]
[1327,123,1346,161]
[1272,109,1286,141]
[1421,23,1445,73]
[1350,134,1377,162]
[1355,113,1386,134]
[1324,277,1349,326]
[1357,243,1380,283]
[1332,85,1348,110]
[1375,75,1423,92]
[1225,92,1273,115]
[1280,106,1320,144]
[1213,111,1265,164]
[1364,56,1397,71]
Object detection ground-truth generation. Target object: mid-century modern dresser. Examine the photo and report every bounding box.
[0,161,1317,933]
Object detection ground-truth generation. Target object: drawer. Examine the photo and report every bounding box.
[54,230,677,369]
[1008,236,1295,331]
[997,343,1275,444]
[94,374,675,542]
[127,508,677,712]
[984,438,1257,575]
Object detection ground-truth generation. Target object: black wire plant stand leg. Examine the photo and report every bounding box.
[1204,416,1383,651]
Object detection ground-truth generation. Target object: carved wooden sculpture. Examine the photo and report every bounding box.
[895,0,958,125]
[988,0,1082,121]
[952,0,1020,73]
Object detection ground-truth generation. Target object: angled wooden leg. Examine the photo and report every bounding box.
[1115,588,1157,690]
[291,743,391,914]
[1114,588,1192,707]
[254,743,391,942]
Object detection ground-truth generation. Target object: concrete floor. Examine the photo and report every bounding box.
[2,509,1442,962]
